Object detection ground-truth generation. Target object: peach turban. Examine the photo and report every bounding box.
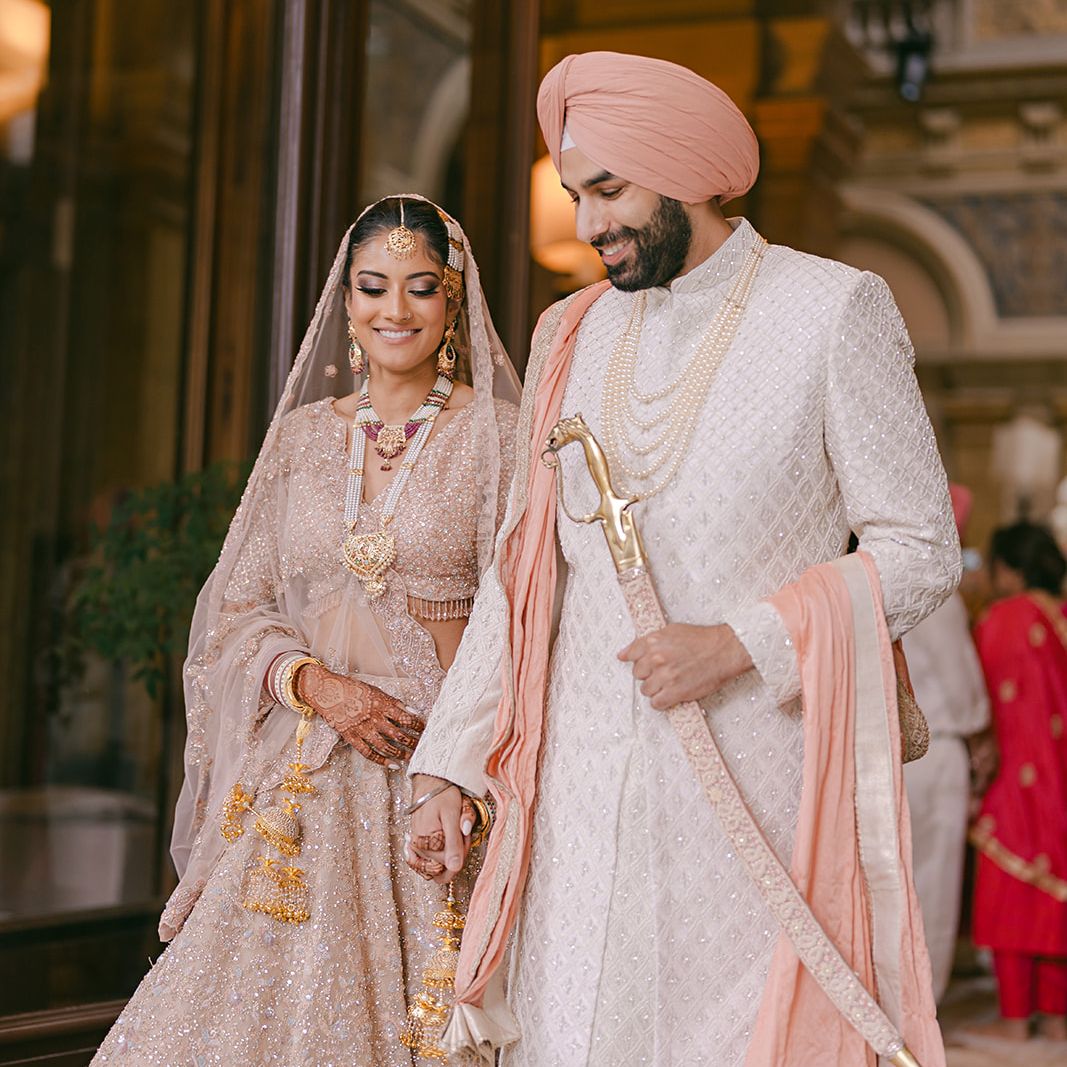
[537,51,759,205]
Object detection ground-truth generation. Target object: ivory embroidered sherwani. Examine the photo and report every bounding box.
[410,220,960,1066]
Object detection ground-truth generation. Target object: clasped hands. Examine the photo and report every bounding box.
[295,661,424,767]
[404,623,753,883]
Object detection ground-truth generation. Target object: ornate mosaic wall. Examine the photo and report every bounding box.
[921,192,1067,318]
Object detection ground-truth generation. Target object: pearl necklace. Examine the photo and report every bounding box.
[601,235,767,501]
[341,373,453,599]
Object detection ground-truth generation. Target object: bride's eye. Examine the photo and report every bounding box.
[356,286,386,296]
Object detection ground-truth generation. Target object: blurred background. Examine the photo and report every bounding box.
[0,1,1065,1062]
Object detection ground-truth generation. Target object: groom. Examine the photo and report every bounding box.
[407,51,958,1066]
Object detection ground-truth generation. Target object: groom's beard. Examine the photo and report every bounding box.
[593,196,693,291]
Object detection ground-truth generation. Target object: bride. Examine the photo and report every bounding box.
[92,195,520,1065]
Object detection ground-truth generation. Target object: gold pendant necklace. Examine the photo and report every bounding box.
[341,521,398,600]
[341,374,454,599]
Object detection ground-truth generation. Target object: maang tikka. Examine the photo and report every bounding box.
[385,200,417,260]
[347,320,364,375]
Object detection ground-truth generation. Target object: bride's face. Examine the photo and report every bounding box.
[345,234,450,376]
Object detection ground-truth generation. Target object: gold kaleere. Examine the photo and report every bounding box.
[281,758,316,795]
[225,689,319,925]
[220,782,254,843]
[400,882,466,1060]
[242,856,311,925]
[252,796,302,857]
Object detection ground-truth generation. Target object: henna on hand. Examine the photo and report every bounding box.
[408,852,446,880]
[295,662,425,766]
[411,799,474,854]
[406,780,470,882]
[413,828,446,853]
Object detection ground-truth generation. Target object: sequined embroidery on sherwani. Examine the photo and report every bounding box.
[91,396,517,1067]
[409,219,960,1067]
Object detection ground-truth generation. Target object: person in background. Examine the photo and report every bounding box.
[903,484,990,1002]
[970,521,1067,1042]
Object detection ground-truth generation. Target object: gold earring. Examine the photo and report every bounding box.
[437,319,457,377]
[347,320,364,375]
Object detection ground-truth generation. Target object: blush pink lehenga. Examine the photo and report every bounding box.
[91,196,519,1067]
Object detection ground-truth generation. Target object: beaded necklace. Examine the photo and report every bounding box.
[357,378,451,469]
[341,373,453,599]
[601,234,767,501]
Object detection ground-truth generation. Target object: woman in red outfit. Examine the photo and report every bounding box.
[970,521,1067,1041]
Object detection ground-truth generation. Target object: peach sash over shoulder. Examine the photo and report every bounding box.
[746,552,945,1067]
[442,280,610,1056]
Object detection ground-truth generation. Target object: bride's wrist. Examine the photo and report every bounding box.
[271,654,322,713]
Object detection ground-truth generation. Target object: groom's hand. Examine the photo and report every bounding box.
[407,774,471,883]
[619,623,752,710]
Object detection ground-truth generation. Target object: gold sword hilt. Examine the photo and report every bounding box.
[541,414,647,573]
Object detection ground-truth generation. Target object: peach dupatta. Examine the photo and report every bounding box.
[443,281,610,1059]
[746,553,945,1066]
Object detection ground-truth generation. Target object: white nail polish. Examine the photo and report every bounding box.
[461,820,473,835]
[388,763,400,771]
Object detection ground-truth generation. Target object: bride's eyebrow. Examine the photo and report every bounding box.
[355,270,441,281]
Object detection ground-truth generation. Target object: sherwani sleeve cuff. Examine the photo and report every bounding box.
[407,571,508,797]
[724,599,801,708]
[407,672,500,797]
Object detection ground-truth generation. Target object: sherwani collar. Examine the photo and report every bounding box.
[644,216,756,310]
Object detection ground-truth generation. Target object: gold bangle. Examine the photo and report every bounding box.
[280,655,321,717]
[467,795,494,847]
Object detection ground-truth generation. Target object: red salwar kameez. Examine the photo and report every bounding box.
[971,591,1067,1019]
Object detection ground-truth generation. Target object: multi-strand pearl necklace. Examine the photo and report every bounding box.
[341,373,453,599]
[356,379,451,470]
[601,235,767,501]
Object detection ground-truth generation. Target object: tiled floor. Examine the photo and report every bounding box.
[940,972,1067,1066]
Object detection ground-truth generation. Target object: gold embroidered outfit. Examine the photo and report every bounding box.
[92,199,519,1066]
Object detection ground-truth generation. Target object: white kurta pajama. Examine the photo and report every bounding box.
[902,593,990,1001]
[410,220,960,1066]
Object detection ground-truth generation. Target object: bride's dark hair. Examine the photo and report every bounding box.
[341,197,451,288]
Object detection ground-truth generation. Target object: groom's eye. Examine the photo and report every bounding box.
[600,187,623,199]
